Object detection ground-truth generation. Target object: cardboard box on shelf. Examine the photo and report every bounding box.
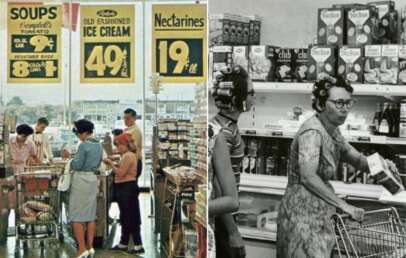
[275,48,293,82]
[368,1,398,44]
[398,45,406,84]
[248,15,261,45]
[233,15,250,45]
[364,45,382,84]
[209,14,233,46]
[367,152,404,195]
[249,45,278,81]
[380,44,398,84]
[229,16,238,45]
[232,46,249,73]
[292,48,309,82]
[317,8,345,46]
[338,46,364,83]
[212,46,233,74]
[307,45,337,81]
[347,6,380,47]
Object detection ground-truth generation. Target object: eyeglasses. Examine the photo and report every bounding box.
[327,99,355,109]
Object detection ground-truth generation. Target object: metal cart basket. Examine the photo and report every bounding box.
[14,165,64,258]
[331,208,406,258]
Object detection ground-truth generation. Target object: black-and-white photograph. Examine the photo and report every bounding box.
[209,0,406,257]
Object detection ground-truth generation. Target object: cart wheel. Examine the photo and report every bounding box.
[59,232,64,243]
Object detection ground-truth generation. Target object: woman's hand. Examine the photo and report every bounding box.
[342,203,365,222]
[103,158,113,166]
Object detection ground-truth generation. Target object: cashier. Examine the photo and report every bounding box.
[123,109,143,178]
[28,117,54,163]
[276,76,398,258]
[9,124,41,174]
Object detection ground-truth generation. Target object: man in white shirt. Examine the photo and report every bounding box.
[28,117,54,163]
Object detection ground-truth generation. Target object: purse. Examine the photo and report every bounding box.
[57,160,72,192]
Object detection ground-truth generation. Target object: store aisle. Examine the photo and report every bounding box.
[0,193,159,258]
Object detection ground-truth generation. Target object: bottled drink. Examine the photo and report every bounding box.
[379,103,390,136]
[372,103,382,135]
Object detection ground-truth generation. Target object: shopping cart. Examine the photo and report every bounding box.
[14,165,64,258]
[331,208,406,258]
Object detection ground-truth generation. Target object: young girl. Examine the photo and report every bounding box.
[103,133,144,254]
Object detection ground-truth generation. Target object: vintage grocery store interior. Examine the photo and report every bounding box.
[0,0,207,258]
[210,0,406,257]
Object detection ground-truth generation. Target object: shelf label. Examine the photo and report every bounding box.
[271,131,283,136]
[245,130,257,135]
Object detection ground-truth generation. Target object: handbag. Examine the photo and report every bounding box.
[57,160,72,192]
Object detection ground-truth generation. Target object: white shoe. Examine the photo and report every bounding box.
[76,250,89,258]
[88,248,95,258]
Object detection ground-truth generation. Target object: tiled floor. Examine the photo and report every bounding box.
[0,193,160,258]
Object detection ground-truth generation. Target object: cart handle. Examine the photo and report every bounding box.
[334,207,399,220]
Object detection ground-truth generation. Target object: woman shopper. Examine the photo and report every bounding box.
[276,76,399,258]
[209,65,255,258]
[69,119,103,258]
[103,133,144,255]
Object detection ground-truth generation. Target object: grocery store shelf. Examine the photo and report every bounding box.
[239,226,276,242]
[240,128,406,145]
[253,82,406,96]
[239,173,406,205]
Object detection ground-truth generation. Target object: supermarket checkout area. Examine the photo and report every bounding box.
[236,173,406,257]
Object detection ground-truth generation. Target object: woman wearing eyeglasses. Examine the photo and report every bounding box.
[276,76,398,258]
[69,119,103,258]
[210,65,255,258]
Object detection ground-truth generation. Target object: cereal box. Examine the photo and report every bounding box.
[209,14,233,46]
[233,15,250,45]
[275,48,293,82]
[317,8,345,46]
[364,45,381,83]
[368,1,398,44]
[249,45,278,81]
[229,16,238,45]
[248,15,261,45]
[347,6,380,47]
[307,46,337,81]
[338,47,364,83]
[380,45,398,84]
[292,48,309,82]
[212,46,233,74]
[241,16,251,45]
[232,46,249,73]
[398,45,406,84]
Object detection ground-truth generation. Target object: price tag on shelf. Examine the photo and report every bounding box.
[245,130,257,135]
[271,131,283,136]
[80,5,135,83]
[7,4,62,83]
[152,4,206,83]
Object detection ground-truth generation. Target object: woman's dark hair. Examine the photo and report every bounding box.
[212,65,249,111]
[312,75,354,113]
[16,124,34,136]
[37,117,49,126]
[111,128,123,137]
[124,108,137,118]
[73,119,94,134]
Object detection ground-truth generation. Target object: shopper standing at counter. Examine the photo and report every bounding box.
[123,108,143,178]
[69,119,102,258]
[28,117,54,163]
[210,65,255,258]
[103,133,144,254]
[276,76,398,258]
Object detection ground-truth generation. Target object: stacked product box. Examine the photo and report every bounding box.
[249,45,279,82]
[380,44,399,84]
[212,46,233,74]
[317,7,345,46]
[209,14,254,46]
[338,46,364,83]
[232,46,250,73]
[364,45,382,84]
[368,1,399,44]
[248,15,261,45]
[347,5,380,47]
[292,48,309,82]
[275,48,294,82]
[399,45,406,84]
[307,45,337,81]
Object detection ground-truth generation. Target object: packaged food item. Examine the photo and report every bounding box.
[233,15,250,45]
[338,46,364,83]
[25,200,51,212]
[367,153,404,194]
[248,15,261,45]
[398,45,406,84]
[249,45,278,81]
[292,48,308,82]
[364,45,382,83]
[232,46,249,73]
[212,46,233,74]
[347,6,380,47]
[317,8,345,46]
[37,211,53,221]
[209,14,233,46]
[274,48,293,82]
[368,1,398,44]
[307,45,337,81]
[380,44,398,84]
